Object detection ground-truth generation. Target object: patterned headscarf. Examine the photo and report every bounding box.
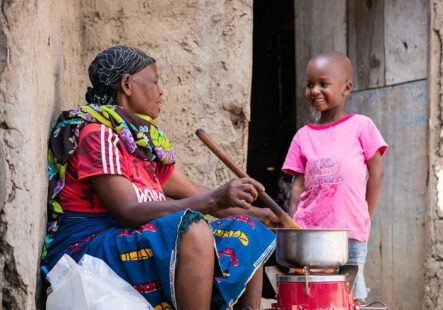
[85,46,156,105]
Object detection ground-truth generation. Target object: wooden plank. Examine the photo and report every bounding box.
[346,80,427,309]
[384,0,428,84]
[348,0,385,91]
[294,0,347,127]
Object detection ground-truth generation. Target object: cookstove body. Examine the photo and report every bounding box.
[270,265,361,310]
[276,274,355,310]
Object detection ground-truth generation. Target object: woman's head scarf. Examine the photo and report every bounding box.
[85,46,156,105]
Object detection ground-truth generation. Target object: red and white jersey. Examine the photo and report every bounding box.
[58,123,174,213]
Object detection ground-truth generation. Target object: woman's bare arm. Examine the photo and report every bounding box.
[161,167,209,198]
[162,167,281,227]
[91,171,263,228]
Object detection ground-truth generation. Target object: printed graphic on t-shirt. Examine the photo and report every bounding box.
[132,183,166,202]
[305,158,344,190]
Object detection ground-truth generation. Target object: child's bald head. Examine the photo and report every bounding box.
[307,51,353,82]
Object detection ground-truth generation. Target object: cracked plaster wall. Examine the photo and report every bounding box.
[0,0,252,308]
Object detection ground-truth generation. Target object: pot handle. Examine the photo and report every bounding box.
[357,301,387,309]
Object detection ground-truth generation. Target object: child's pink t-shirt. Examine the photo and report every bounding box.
[282,114,387,242]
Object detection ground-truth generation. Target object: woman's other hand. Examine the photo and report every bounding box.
[162,169,281,226]
[246,207,282,228]
[212,178,265,210]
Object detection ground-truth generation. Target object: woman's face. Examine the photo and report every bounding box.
[127,63,163,119]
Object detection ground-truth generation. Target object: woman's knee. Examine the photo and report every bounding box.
[181,219,214,253]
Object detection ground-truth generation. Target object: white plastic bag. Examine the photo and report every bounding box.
[46,254,154,310]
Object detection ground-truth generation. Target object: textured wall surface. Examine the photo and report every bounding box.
[0,0,252,308]
[347,81,427,309]
[79,0,253,187]
[0,0,83,308]
[425,1,443,308]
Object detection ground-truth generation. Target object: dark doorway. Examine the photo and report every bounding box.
[247,0,296,210]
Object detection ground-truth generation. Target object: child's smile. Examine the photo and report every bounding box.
[306,73,344,113]
[304,53,353,118]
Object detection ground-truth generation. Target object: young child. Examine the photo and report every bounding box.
[281,51,387,303]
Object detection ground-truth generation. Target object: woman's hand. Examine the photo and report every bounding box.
[206,178,282,227]
[245,207,282,228]
[211,178,265,210]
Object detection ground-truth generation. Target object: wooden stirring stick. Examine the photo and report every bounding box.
[196,129,302,229]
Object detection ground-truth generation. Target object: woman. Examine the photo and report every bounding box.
[42,46,278,310]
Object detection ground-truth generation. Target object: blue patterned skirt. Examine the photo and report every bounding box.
[43,210,276,310]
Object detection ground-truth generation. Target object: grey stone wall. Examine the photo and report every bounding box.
[0,0,253,308]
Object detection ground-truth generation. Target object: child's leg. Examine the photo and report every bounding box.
[347,239,369,303]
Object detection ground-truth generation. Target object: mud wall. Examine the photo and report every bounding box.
[0,0,253,308]
[425,1,443,308]
[0,0,83,308]
[79,0,253,187]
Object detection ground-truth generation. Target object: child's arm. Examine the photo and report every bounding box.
[289,172,305,218]
[366,150,384,220]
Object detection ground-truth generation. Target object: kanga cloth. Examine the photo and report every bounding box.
[42,209,276,310]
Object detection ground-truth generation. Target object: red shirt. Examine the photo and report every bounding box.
[58,123,174,213]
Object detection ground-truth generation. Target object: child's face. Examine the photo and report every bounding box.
[305,58,349,113]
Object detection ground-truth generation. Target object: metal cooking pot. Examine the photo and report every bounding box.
[275,228,348,268]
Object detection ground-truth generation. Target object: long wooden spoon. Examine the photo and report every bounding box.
[196,128,301,229]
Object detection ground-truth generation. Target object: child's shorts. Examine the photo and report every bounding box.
[347,239,369,301]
